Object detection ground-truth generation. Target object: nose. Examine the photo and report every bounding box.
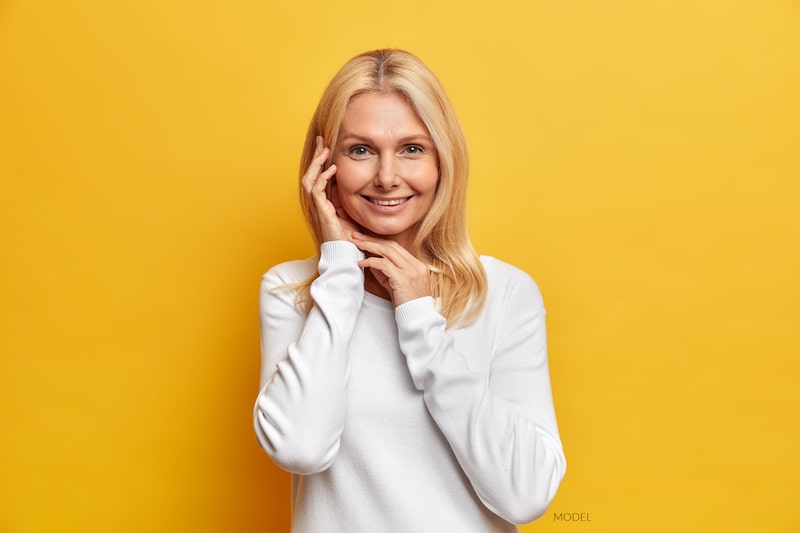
[373,154,399,189]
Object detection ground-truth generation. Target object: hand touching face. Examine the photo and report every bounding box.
[352,231,432,306]
[302,136,360,243]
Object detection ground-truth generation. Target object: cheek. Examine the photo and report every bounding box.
[331,164,365,215]
[333,160,369,193]
[411,161,440,193]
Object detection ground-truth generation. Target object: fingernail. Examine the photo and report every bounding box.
[352,231,363,239]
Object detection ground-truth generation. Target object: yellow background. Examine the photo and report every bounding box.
[2,1,799,531]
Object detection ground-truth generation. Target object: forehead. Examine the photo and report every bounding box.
[340,92,429,137]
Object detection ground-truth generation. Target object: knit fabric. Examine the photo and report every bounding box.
[254,241,566,532]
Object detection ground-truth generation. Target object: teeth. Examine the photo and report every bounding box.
[370,197,407,206]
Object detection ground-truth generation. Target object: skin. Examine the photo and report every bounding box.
[301,91,438,305]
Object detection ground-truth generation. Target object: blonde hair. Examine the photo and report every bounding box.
[296,48,486,326]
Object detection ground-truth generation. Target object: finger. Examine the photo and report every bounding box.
[312,136,327,160]
[312,163,336,196]
[359,255,431,305]
[302,145,331,194]
[358,256,399,280]
[352,233,418,266]
[302,152,329,195]
[310,165,337,215]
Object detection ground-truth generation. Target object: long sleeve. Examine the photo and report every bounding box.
[394,261,566,524]
[253,241,365,474]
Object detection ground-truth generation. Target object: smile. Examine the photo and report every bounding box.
[365,196,411,206]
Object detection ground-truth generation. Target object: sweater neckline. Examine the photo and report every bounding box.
[362,290,394,310]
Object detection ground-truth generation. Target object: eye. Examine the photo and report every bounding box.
[404,145,424,155]
[348,145,371,158]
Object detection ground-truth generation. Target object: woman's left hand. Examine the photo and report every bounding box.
[352,232,431,306]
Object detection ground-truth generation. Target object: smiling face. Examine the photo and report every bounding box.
[332,91,439,250]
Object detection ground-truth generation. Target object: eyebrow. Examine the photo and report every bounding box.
[338,133,433,145]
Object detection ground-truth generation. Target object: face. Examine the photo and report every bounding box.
[332,91,439,250]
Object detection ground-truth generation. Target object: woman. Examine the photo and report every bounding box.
[254,49,566,532]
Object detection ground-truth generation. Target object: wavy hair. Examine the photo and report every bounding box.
[295,49,486,326]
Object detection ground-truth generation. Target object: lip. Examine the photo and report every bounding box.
[361,195,413,212]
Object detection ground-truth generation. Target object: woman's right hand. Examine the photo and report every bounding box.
[302,136,359,243]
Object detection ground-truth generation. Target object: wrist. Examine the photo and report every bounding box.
[393,289,432,307]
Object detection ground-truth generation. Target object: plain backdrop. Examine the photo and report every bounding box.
[2,1,799,531]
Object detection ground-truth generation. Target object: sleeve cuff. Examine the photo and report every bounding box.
[319,240,365,265]
[395,296,442,328]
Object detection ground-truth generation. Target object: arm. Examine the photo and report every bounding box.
[395,271,566,524]
[253,241,364,474]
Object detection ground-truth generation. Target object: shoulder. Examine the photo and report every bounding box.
[261,256,318,291]
[479,256,544,309]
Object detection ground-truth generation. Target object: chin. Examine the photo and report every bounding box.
[363,226,409,238]
[361,220,420,242]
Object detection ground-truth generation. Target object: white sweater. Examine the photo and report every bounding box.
[254,241,566,532]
